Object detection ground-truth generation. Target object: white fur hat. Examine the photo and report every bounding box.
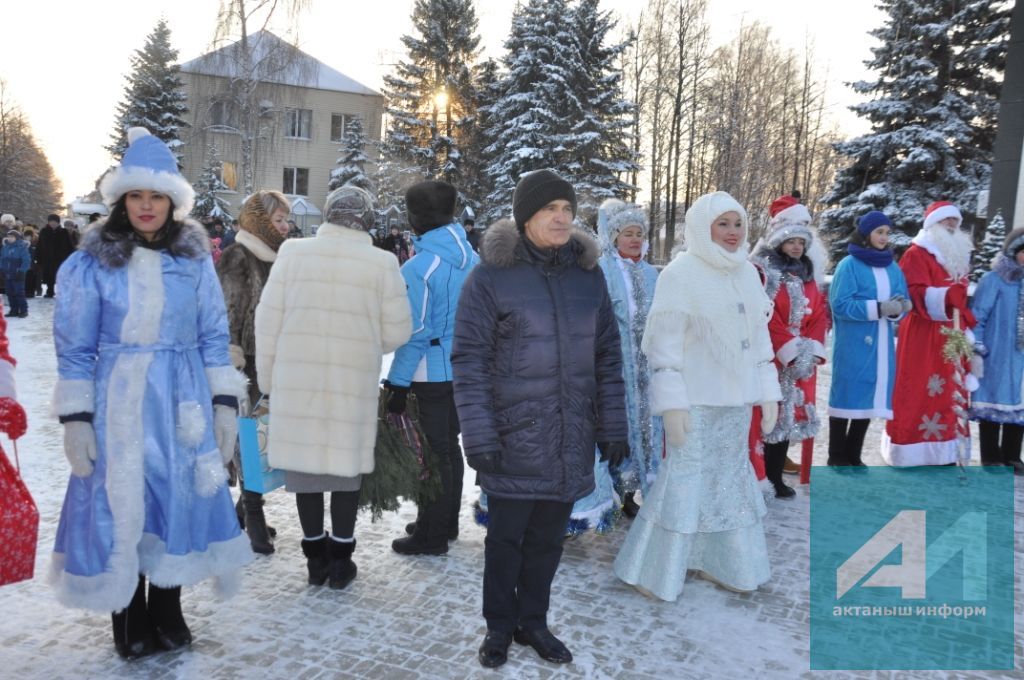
[0,214,15,226]
[597,198,648,251]
[100,127,194,220]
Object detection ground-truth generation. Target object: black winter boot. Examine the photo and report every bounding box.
[236,493,277,538]
[328,538,358,590]
[241,490,275,554]
[301,535,330,586]
[111,575,154,659]
[147,583,192,651]
[764,441,796,499]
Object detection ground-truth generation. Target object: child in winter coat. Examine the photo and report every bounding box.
[613,191,781,601]
[827,211,911,466]
[969,227,1024,474]
[752,196,829,497]
[1,229,32,317]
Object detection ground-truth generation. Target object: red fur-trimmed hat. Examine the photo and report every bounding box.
[923,201,962,231]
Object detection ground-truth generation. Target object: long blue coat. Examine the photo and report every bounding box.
[50,222,252,612]
[969,256,1024,424]
[828,253,909,419]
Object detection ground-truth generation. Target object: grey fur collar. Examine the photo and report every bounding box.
[480,218,600,270]
[993,252,1024,283]
[80,218,211,268]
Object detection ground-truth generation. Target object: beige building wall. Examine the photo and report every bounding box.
[180,72,383,220]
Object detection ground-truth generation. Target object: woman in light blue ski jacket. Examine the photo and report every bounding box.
[568,199,662,535]
[50,128,251,659]
[969,227,1024,473]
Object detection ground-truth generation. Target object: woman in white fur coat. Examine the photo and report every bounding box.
[255,185,411,590]
[613,191,782,601]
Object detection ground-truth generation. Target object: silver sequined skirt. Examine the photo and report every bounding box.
[613,405,770,601]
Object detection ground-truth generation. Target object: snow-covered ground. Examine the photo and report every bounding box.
[2,299,1021,679]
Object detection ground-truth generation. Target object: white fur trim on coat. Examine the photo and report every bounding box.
[775,337,803,367]
[52,379,95,416]
[205,365,248,400]
[924,286,951,321]
[235,230,277,263]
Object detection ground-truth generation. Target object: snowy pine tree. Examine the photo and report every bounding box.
[457,57,502,215]
[106,19,189,162]
[971,211,1007,280]
[381,0,481,193]
[329,115,372,192]
[191,145,233,223]
[482,0,635,224]
[566,0,636,220]
[819,0,1010,264]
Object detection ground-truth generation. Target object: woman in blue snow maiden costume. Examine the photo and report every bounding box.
[50,127,252,659]
[566,199,662,536]
[970,226,1024,475]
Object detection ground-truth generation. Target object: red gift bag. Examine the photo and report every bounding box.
[0,442,39,587]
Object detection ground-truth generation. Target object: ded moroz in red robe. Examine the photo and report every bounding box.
[883,238,976,466]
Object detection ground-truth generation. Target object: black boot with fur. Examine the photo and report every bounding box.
[301,535,330,586]
[111,575,154,659]
[147,583,192,651]
[328,538,358,590]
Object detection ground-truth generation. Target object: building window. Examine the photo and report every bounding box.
[283,167,309,196]
[284,108,312,139]
[330,114,351,142]
[209,101,238,129]
[216,161,238,191]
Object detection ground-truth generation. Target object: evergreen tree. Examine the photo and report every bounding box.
[381,0,481,193]
[971,211,1006,281]
[482,0,635,224]
[107,18,189,162]
[191,145,233,223]
[329,115,372,192]
[819,0,1010,264]
[458,58,502,215]
[566,0,636,220]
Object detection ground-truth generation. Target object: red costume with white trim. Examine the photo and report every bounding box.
[883,204,975,466]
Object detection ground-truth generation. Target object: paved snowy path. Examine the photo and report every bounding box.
[1,299,1021,679]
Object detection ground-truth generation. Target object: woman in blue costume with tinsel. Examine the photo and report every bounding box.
[50,128,252,659]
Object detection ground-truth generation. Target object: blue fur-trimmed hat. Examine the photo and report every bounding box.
[100,127,194,220]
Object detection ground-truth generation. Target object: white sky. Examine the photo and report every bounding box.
[4,0,882,206]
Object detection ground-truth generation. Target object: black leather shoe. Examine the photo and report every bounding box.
[391,535,447,556]
[478,630,513,668]
[405,521,458,541]
[513,627,573,664]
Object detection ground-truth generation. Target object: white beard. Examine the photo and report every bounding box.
[916,226,973,280]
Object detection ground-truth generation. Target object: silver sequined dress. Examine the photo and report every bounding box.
[613,405,770,601]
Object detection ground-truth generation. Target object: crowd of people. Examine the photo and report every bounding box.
[0,124,1015,668]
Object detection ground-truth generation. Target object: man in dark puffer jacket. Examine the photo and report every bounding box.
[452,169,629,668]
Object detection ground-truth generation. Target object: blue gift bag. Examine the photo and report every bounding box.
[238,397,285,494]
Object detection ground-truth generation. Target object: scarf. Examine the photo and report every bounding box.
[848,243,894,268]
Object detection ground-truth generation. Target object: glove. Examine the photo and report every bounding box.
[213,405,238,465]
[663,410,690,449]
[598,441,630,467]
[899,297,914,315]
[760,401,779,435]
[0,396,27,439]
[970,353,984,379]
[63,421,97,477]
[383,381,409,415]
[878,296,906,319]
[466,451,500,474]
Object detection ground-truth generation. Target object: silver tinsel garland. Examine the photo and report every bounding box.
[764,274,820,444]
[618,259,655,495]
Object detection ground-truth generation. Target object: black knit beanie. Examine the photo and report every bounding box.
[405,180,457,235]
[512,169,577,230]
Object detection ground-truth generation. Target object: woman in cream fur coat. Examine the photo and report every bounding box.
[255,185,411,589]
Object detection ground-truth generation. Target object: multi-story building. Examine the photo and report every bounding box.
[179,30,383,230]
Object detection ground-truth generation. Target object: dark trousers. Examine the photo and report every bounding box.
[483,497,572,633]
[4,273,26,314]
[25,267,39,297]
[978,420,1024,465]
[828,417,870,465]
[763,440,790,484]
[295,491,360,539]
[411,381,463,544]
